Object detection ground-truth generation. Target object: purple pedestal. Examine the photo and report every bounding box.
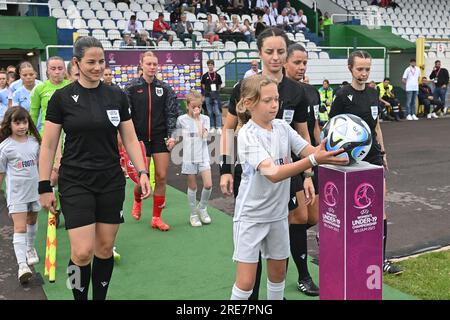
[319,162,384,300]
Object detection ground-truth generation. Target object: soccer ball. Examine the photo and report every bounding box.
[320,114,372,165]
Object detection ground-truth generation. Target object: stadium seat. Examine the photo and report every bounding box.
[186,12,196,22]
[66,7,81,19]
[172,41,185,48]
[197,13,207,20]
[48,0,61,9]
[130,3,141,12]
[236,51,248,62]
[149,12,159,20]
[319,51,330,59]
[249,41,257,50]
[225,41,237,51]
[90,1,103,11]
[76,29,90,37]
[52,8,66,19]
[237,41,249,50]
[249,51,259,58]
[88,19,102,29]
[143,20,153,31]
[210,51,222,60]
[92,29,107,40]
[96,10,109,20]
[117,20,127,30]
[136,12,148,21]
[76,0,90,10]
[308,51,319,59]
[194,21,204,32]
[110,10,123,20]
[116,2,129,11]
[158,40,171,48]
[82,9,95,20]
[107,29,122,40]
[142,4,153,13]
[212,41,224,49]
[101,40,112,49]
[73,18,87,29]
[104,2,116,11]
[223,51,235,61]
[57,18,72,29]
[113,40,122,48]
[62,0,74,10]
[202,52,209,61]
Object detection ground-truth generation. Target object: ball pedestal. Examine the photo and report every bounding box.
[318,162,384,300]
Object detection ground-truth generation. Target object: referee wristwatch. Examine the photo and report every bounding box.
[138,170,149,178]
[303,171,315,179]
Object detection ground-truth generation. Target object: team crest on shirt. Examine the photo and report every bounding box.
[106,109,120,127]
[155,87,163,97]
[371,106,379,120]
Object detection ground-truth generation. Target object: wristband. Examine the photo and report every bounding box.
[38,180,53,194]
[308,154,318,167]
[138,170,149,178]
[219,155,232,175]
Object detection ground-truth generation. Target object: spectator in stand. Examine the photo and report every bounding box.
[180,0,195,13]
[269,1,279,19]
[276,8,292,32]
[254,0,269,15]
[124,15,143,36]
[192,0,207,14]
[229,15,246,42]
[254,14,267,37]
[136,30,156,47]
[242,19,255,44]
[119,32,136,47]
[263,6,277,27]
[402,58,421,120]
[319,12,332,38]
[294,9,309,32]
[285,1,297,22]
[216,15,232,42]
[244,60,261,78]
[429,60,449,115]
[170,7,182,31]
[419,76,445,119]
[376,78,400,121]
[368,80,376,88]
[176,13,194,42]
[204,14,220,44]
[153,13,174,45]
[166,0,181,12]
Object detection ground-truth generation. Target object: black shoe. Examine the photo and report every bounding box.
[297,277,320,296]
[383,260,404,275]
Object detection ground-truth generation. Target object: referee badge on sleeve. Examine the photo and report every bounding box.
[156,87,163,97]
[282,109,295,124]
[371,106,379,120]
[107,109,120,127]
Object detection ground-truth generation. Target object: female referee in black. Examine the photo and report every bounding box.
[329,50,403,275]
[39,36,151,300]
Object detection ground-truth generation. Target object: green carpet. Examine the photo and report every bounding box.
[35,180,416,300]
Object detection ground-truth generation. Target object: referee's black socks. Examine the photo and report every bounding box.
[92,255,114,300]
[289,224,310,281]
[68,259,91,300]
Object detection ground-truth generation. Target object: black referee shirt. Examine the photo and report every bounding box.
[228,75,308,126]
[329,84,382,161]
[46,81,131,170]
[300,82,320,146]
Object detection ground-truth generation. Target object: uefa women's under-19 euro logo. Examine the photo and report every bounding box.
[353,182,376,209]
[323,181,339,207]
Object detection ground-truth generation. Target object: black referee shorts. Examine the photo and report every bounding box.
[288,173,304,211]
[58,165,126,230]
[144,135,169,156]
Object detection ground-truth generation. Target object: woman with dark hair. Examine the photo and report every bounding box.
[329,50,403,275]
[39,36,151,300]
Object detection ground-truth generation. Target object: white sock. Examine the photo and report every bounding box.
[198,187,212,210]
[187,188,197,215]
[230,283,253,300]
[267,279,285,300]
[27,223,38,251]
[13,233,27,265]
